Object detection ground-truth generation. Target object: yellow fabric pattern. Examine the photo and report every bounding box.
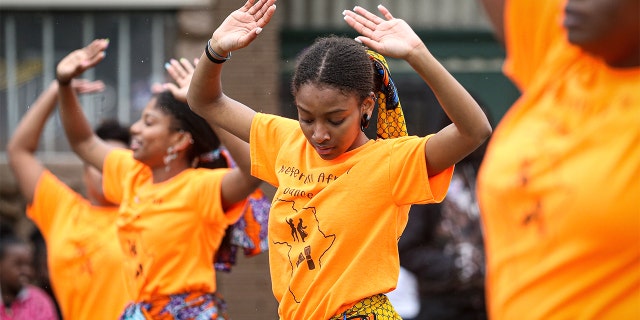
[330,294,401,320]
[367,49,408,139]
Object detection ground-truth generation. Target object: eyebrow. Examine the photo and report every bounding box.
[296,104,348,115]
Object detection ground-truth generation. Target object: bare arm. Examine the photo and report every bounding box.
[188,0,277,143]
[479,0,506,44]
[163,55,262,209]
[7,80,105,204]
[56,39,115,171]
[344,5,492,177]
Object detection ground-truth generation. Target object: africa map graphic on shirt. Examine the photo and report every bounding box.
[273,199,336,303]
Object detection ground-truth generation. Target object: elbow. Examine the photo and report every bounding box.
[6,143,17,167]
[187,91,217,120]
[467,122,493,149]
[469,121,493,150]
[6,139,24,163]
[186,90,203,116]
[479,122,493,143]
[6,139,16,156]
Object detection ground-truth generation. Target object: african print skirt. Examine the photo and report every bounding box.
[119,292,228,320]
[330,294,402,320]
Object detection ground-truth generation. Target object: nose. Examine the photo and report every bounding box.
[19,263,34,280]
[130,120,141,134]
[311,123,330,143]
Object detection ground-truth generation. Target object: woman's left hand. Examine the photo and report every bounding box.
[152,58,199,102]
[343,5,424,60]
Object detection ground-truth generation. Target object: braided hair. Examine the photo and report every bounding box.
[154,90,228,169]
[292,36,375,103]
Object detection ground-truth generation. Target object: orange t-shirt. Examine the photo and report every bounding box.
[250,113,453,319]
[477,0,640,319]
[103,149,239,302]
[27,170,129,320]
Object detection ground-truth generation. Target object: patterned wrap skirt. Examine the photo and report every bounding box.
[119,292,228,320]
[330,294,402,320]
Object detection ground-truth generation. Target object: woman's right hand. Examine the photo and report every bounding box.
[71,79,105,94]
[209,0,277,55]
[56,39,109,84]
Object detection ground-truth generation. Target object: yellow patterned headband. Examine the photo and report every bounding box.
[367,49,408,139]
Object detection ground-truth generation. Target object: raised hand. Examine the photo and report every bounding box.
[151,57,199,102]
[56,39,109,85]
[343,5,423,59]
[71,79,105,94]
[210,0,277,54]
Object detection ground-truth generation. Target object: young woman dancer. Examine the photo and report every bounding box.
[188,1,492,319]
[54,40,263,319]
[7,79,131,320]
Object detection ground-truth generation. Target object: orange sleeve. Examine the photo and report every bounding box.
[503,0,566,91]
[102,149,140,205]
[390,136,453,205]
[26,170,86,240]
[250,113,300,186]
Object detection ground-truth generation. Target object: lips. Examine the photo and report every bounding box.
[130,138,142,151]
[314,145,334,156]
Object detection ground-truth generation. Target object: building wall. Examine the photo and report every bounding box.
[0,0,280,317]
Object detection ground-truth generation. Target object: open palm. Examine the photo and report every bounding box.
[211,0,276,53]
[343,5,423,59]
[56,39,109,84]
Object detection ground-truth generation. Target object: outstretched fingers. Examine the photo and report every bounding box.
[242,0,257,12]
[376,4,394,20]
[56,38,109,83]
[353,5,385,25]
[82,39,109,67]
[256,2,276,28]
[343,7,381,38]
[253,0,277,23]
[71,79,105,94]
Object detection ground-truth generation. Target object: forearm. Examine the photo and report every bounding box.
[479,0,506,43]
[188,51,225,121]
[213,125,252,175]
[6,82,61,203]
[407,45,491,142]
[7,81,58,154]
[58,83,96,150]
[188,50,254,142]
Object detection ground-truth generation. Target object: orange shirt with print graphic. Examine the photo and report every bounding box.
[250,113,453,319]
[477,0,640,319]
[27,170,129,320]
[103,149,243,303]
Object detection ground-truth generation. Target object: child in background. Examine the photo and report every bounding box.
[0,231,58,320]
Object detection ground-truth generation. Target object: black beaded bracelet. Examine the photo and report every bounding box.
[205,39,231,64]
[56,77,72,86]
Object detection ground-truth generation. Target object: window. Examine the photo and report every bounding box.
[0,10,177,152]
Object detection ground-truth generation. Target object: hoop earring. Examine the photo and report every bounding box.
[360,113,370,132]
[163,146,178,172]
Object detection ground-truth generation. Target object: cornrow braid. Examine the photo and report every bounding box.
[292,36,374,102]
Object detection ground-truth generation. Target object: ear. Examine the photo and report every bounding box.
[173,131,194,152]
[361,91,376,116]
